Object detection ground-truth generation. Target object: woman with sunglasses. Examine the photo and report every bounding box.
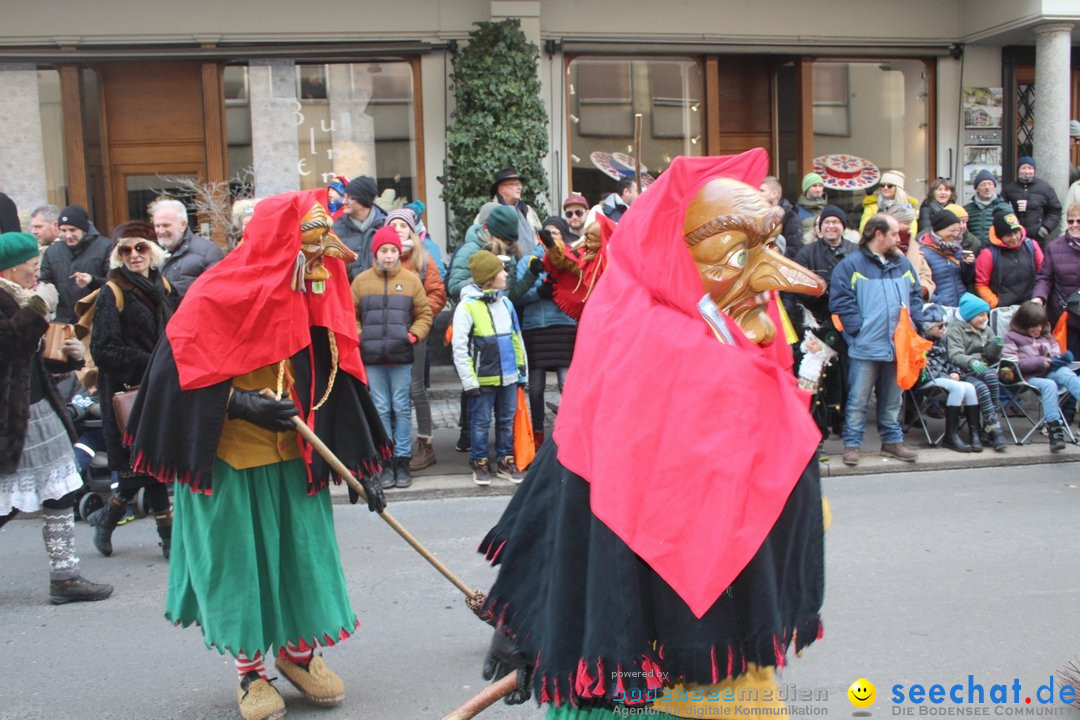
[1033,203,1080,356]
[88,221,178,559]
[859,170,920,235]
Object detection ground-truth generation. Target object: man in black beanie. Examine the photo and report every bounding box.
[39,203,113,322]
[331,175,386,279]
[790,204,858,440]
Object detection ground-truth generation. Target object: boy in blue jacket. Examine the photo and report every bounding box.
[452,251,527,485]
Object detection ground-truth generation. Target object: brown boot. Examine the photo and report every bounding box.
[409,435,436,471]
[841,446,860,466]
[880,442,918,462]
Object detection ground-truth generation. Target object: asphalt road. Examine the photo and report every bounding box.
[1,462,1078,719]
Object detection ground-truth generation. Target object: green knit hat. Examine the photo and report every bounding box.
[0,232,38,271]
[469,250,504,286]
[801,173,825,194]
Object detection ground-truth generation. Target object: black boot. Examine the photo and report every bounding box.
[964,406,984,453]
[87,496,126,557]
[394,456,413,489]
[1048,420,1067,453]
[155,511,172,560]
[378,460,396,489]
[942,406,971,452]
[985,422,1008,452]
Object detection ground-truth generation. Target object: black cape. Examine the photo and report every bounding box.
[478,440,824,708]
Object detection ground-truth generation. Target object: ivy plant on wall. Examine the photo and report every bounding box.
[440,18,550,249]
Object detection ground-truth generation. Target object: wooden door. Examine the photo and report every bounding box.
[97,61,225,230]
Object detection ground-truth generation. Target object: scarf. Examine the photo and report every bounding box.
[878,192,915,217]
[0,276,32,307]
[798,193,826,213]
[119,267,175,336]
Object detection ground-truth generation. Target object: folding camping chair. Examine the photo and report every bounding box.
[998,358,1079,445]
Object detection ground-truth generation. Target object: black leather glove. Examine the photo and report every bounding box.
[538,228,555,249]
[528,255,544,276]
[536,281,554,300]
[481,632,532,705]
[227,389,299,431]
[464,387,482,399]
[349,472,386,513]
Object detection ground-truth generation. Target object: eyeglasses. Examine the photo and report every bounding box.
[1067,218,1080,225]
[565,209,585,218]
[880,184,896,189]
[118,242,151,257]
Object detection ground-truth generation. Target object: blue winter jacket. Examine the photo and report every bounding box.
[514,245,577,331]
[918,240,972,307]
[829,247,925,361]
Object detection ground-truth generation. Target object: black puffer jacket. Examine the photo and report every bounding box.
[161,228,223,298]
[90,269,178,471]
[791,238,859,325]
[1001,177,1062,243]
[38,223,113,322]
[0,289,78,473]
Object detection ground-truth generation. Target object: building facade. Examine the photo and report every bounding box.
[0,0,1077,246]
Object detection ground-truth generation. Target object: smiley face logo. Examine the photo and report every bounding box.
[848,678,876,708]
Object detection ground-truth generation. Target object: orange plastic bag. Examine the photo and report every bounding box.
[894,305,933,390]
[1053,311,1068,353]
[513,386,536,469]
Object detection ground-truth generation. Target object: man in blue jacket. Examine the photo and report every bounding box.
[830,213,924,466]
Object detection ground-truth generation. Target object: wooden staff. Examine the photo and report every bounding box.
[289,415,487,614]
[442,672,520,720]
[633,112,643,190]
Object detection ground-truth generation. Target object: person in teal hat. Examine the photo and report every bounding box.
[0,231,114,604]
[796,172,828,238]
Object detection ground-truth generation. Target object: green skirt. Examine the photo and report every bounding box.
[165,458,357,659]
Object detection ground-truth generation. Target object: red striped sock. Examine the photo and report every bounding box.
[235,651,267,681]
[283,641,313,668]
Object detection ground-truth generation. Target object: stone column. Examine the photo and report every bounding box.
[0,64,48,220]
[1033,23,1073,203]
[327,63,376,181]
[248,60,300,196]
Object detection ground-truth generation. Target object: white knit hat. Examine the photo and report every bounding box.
[879,170,906,192]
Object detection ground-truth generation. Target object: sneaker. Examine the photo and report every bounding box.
[48,575,114,605]
[496,456,525,484]
[275,654,345,707]
[237,672,286,720]
[841,446,860,466]
[880,442,918,462]
[471,458,491,486]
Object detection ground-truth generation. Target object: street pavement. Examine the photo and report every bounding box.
[1,463,1079,719]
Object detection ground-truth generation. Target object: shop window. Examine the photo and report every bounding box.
[225,60,418,205]
[36,69,66,206]
[812,60,929,213]
[567,56,702,207]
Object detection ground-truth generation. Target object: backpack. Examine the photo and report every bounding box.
[73,277,172,341]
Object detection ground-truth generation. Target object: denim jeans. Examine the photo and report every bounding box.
[367,363,413,457]
[468,385,516,463]
[842,358,904,447]
[1030,366,1080,423]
